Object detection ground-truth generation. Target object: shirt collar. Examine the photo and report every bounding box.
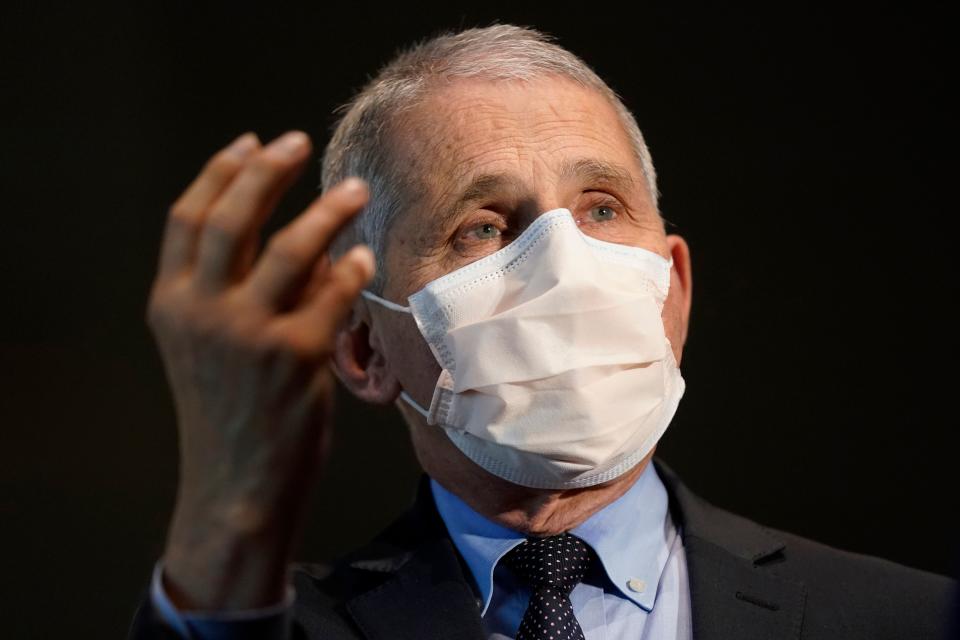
[430,460,674,615]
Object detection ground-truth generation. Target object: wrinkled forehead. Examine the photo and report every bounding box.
[392,75,648,209]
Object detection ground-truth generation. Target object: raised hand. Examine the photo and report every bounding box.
[146,131,374,610]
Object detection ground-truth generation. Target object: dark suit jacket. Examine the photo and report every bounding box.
[129,457,958,639]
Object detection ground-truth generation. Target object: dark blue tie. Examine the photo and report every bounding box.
[505,533,595,640]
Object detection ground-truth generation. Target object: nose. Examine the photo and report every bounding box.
[513,194,567,231]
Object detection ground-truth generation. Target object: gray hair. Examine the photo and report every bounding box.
[320,23,659,293]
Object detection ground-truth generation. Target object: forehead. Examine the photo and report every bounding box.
[396,75,644,198]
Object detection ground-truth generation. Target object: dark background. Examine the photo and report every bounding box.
[2,3,956,638]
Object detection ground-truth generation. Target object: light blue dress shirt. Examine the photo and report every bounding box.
[432,460,692,639]
[151,461,691,639]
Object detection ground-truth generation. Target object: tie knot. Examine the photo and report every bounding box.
[505,533,594,595]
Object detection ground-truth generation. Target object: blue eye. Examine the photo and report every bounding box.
[589,205,617,222]
[470,222,502,240]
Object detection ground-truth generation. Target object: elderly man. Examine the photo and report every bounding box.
[129,24,955,640]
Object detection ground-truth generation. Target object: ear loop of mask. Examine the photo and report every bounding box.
[399,391,431,420]
[359,289,411,313]
[359,290,432,420]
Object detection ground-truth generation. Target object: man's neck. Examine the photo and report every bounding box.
[433,453,652,537]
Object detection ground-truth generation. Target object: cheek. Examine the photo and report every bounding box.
[387,245,451,304]
[378,311,442,398]
[382,315,430,362]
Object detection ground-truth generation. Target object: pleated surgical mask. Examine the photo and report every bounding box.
[361,208,685,489]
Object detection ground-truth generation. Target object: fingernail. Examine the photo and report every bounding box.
[341,177,367,195]
[350,245,376,279]
[270,131,309,157]
[227,132,259,157]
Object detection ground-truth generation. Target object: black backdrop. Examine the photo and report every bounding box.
[2,4,956,638]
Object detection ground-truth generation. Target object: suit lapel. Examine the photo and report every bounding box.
[654,458,807,640]
[342,477,486,640]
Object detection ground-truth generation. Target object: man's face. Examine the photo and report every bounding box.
[363,75,689,416]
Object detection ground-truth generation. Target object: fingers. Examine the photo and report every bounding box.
[245,178,370,310]
[158,133,260,279]
[271,245,376,356]
[194,131,313,293]
[292,252,333,309]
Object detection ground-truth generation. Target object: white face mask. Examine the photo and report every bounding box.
[361,208,685,490]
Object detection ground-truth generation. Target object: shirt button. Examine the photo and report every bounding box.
[627,578,647,593]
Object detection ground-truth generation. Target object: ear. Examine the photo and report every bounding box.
[665,234,693,351]
[331,299,401,405]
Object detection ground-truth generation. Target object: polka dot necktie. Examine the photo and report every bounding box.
[505,533,595,640]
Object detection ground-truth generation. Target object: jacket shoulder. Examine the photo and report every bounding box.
[653,457,957,639]
[765,523,957,638]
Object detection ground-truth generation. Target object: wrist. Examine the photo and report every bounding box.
[162,497,302,610]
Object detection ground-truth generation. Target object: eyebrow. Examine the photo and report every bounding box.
[559,157,638,192]
[437,157,639,227]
